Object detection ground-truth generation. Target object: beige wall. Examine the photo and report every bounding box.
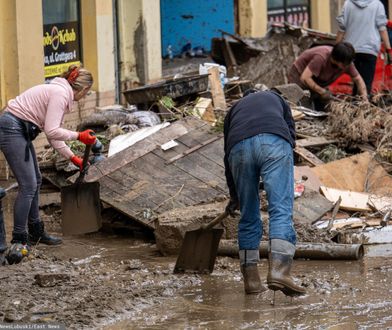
[117,0,162,87]
[238,0,268,37]
[311,0,332,33]
[81,0,116,93]
[0,0,44,107]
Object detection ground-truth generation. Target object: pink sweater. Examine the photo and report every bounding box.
[6,77,79,159]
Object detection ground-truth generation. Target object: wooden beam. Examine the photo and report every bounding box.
[294,146,324,166]
[296,137,338,148]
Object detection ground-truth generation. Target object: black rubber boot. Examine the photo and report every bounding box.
[6,232,30,265]
[28,221,62,246]
[267,239,306,297]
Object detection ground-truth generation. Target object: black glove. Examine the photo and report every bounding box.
[225,198,239,217]
[386,49,392,65]
[320,89,333,101]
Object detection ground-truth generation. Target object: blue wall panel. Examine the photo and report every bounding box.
[160,0,235,57]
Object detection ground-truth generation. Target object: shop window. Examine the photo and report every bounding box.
[268,0,310,28]
[42,0,81,80]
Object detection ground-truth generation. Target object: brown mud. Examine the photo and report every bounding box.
[1,190,392,329]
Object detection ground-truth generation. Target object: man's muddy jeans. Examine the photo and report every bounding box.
[228,133,296,250]
[0,112,41,235]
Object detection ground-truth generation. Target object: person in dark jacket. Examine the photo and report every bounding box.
[224,90,306,296]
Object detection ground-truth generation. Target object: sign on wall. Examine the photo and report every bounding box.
[43,21,81,79]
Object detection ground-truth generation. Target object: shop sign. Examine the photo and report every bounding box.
[43,21,80,78]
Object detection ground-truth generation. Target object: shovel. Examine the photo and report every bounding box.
[61,144,102,235]
[173,211,228,274]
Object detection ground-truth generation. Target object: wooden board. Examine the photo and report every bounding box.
[296,137,338,148]
[71,117,206,183]
[208,67,227,111]
[294,146,324,166]
[96,118,227,229]
[312,152,392,195]
[319,186,371,212]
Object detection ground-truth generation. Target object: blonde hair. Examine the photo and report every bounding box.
[60,64,93,91]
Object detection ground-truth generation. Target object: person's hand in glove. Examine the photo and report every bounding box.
[386,48,392,65]
[225,198,239,217]
[78,129,96,145]
[320,89,333,101]
[70,155,84,171]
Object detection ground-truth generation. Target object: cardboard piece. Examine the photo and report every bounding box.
[319,186,371,212]
[313,152,392,195]
[294,166,322,192]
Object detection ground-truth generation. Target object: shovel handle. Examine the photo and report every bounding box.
[201,211,229,230]
[77,144,92,183]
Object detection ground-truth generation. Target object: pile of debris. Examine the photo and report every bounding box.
[34,24,392,262]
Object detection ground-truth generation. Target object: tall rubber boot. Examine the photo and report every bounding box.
[28,221,62,246]
[239,249,266,294]
[267,239,306,297]
[0,187,8,266]
[6,232,30,265]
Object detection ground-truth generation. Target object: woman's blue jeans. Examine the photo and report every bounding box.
[228,133,296,250]
[0,112,41,235]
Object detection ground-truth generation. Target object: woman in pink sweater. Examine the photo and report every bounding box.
[0,64,96,265]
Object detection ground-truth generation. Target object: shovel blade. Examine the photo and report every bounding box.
[61,182,102,235]
[174,228,223,274]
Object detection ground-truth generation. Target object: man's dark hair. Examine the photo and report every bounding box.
[331,42,356,66]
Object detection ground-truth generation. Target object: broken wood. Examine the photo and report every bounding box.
[208,67,227,111]
[296,137,338,148]
[193,97,216,124]
[294,146,324,166]
[326,196,342,232]
[312,152,392,195]
[69,117,205,183]
[319,186,371,212]
[165,135,223,165]
[337,225,392,244]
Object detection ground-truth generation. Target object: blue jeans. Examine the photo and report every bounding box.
[228,133,296,250]
[0,112,41,235]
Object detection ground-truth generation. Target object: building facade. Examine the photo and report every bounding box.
[0,0,390,176]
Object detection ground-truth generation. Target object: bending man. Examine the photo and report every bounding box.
[224,89,306,296]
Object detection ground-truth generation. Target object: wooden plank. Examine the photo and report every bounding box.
[142,152,224,205]
[176,128,225,167]
[70,117,207,183]
[208,66,227,111]
[312,152,392,194]
[165,135,222,165]
[319,186,371,212]
[294,146,324,166]
[296,137,338,148]
[173,152,228,192]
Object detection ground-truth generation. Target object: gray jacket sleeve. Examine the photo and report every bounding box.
[376,2,388,31]
[336,3,346,32]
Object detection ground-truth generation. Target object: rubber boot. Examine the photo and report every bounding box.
[267,239,306,297]
[239,249,266,294]
[28,221,62,246]
[6,232,30,265]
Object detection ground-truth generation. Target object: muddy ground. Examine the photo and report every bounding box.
[1,191,392,329]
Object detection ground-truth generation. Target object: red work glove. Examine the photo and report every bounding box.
[78,129,96,145]
[70,155,83,170]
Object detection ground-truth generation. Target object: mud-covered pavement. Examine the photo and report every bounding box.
[1,194,392,329]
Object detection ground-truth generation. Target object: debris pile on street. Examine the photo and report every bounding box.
[33,24,392,256]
